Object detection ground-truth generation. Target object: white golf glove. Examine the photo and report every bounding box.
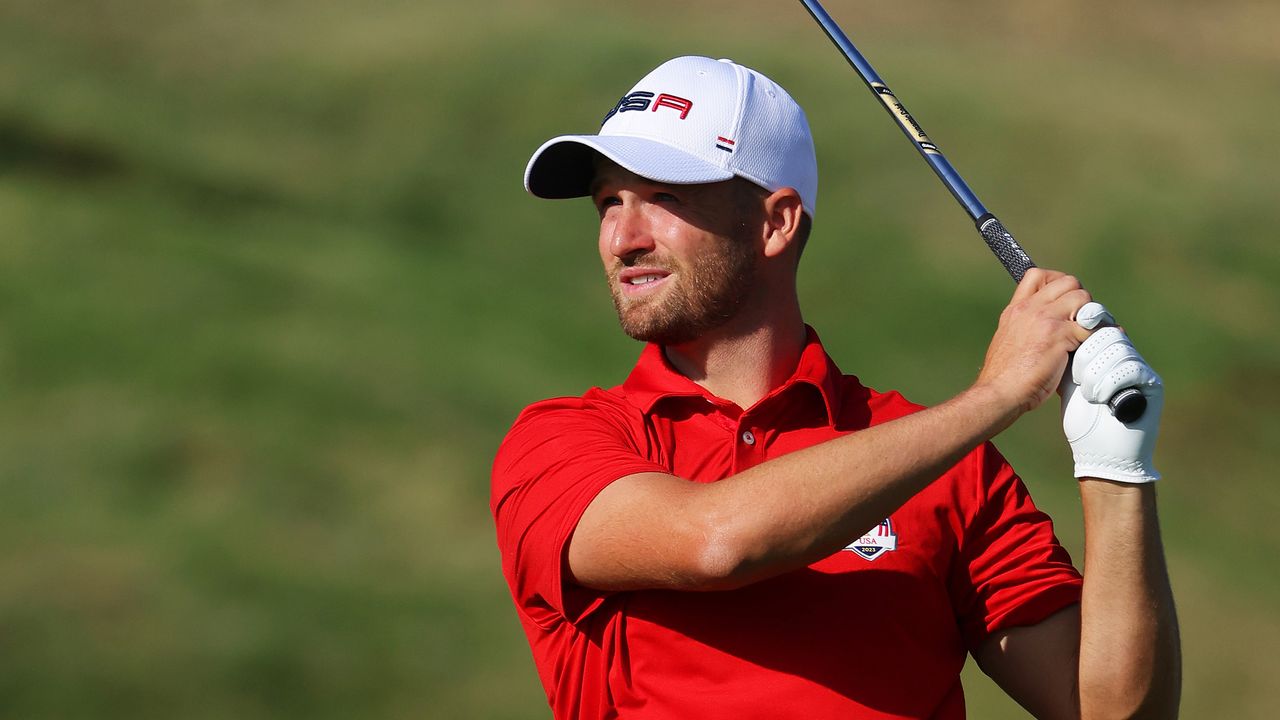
[1060,302,1163,483]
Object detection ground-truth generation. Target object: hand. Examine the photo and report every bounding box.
[1060,303,1163,483]
[976,269,1094,416]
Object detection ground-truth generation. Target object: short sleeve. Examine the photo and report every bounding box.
[950,442,1083,650]
[491,396,668,630]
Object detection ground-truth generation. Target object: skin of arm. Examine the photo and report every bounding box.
[568,269,1093,592]
[974,482,1180,719]
[571,381,1020,592]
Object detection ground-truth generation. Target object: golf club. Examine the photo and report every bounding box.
[799,0,1147,422]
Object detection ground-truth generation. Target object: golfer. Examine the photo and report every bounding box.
[492,56,1179,719]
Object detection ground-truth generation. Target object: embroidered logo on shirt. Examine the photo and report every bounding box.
[843,518,898,561]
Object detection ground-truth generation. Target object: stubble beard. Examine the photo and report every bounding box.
[607,232,757,346]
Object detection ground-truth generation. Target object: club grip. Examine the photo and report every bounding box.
[974,214,1147,422]
[977,214,1036,282]
[1106,387,1148,423]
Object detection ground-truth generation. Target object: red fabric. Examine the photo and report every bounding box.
[491,329,1082,719]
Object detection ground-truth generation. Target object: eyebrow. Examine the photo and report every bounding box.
[589,173,673,199]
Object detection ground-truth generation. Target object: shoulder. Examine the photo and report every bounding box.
[837,375,1014,492]
[866,385,926,423]
[831,373,927,430]
[490,386,668,548]
[501,386,643,446]
[492,387,652,490]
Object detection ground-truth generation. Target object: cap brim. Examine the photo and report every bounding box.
[524,134,734,200]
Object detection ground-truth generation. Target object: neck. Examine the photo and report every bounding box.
[663,302,807,411]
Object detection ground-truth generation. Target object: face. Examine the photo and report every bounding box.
[591,163,764,346]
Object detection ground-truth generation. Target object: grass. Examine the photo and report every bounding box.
[0,0,1277,717]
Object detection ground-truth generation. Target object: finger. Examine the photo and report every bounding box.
[1089,358,1163,405]
[1034,273,1088,307]
[1049,287,1093,318]
[1048,289,1096,343]
[1015,274,1088,319]
[1010,268,1060,303]
[1072,326,1150,399]
[1074,301,1115,330]
[1074,326,1128,380]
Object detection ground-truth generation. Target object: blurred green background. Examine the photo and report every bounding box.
[1,0,1276,717]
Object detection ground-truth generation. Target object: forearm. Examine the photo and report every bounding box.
[571,270,1093,593]
[694,383,1018,587]
[1078,481,1181,718]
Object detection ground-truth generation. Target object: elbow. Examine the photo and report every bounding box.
[684,514,769,591]
[664,492,804,591]
[683,502,833,591]
[690,536,749,591]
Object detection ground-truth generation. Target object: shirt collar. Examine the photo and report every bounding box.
[620,325,843,425]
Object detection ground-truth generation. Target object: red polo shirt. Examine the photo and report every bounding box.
[492,329,1081,719]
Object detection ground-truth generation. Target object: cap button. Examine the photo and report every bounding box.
[717,58,734,64]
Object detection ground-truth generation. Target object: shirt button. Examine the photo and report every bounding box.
[741,430,756,446]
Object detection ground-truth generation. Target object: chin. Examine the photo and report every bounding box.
[618,312,727,346]
[620,317,690,346]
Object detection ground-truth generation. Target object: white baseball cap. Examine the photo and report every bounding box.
[524,56,818,216]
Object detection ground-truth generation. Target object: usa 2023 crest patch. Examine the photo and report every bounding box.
[843,518,898,560]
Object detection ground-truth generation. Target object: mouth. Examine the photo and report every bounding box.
[617,267,672,296]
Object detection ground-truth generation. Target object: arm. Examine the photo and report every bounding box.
[1077,480,1180,718]
[974,484,1180,719]
[975,312,1180,718]
[569,269,1094,592]
[571,384,1018,591]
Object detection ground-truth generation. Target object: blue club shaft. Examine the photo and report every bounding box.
[798,0,990,223]
[798,0,1149,423]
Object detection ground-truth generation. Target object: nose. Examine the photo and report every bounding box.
[605,202,655,261]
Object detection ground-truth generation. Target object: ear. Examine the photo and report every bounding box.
[761,188,805,260]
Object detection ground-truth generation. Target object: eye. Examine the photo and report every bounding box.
[654,191,679,203]
[595,195,621,214]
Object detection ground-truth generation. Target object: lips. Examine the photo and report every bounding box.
[617,267,672,294]
[625,273,665,285]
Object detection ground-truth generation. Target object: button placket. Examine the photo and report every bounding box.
[734,409,766,473]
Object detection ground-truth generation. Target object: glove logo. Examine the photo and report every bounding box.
[843,518,898,561]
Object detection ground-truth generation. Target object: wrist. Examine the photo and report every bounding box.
[955,381,1024,438]
[1079,477,1155,495]
[1079,478,1158,524]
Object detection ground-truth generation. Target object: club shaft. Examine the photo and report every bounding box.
[800,0,1148,422]
[799,0,993,224]
[800,0,1037,283]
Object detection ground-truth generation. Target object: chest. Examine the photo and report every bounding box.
[596,389,973,714]
[639,393,847,478]
[629,394,967,636]
[613,504,967,716]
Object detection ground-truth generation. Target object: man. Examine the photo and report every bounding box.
[492,56,1179,719]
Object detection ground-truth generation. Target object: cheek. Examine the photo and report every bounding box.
[596,219,613,262]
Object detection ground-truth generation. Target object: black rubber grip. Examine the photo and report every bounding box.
[975,213,1147,422]
[1107,387,1148,424]
[977,214,1036,282]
